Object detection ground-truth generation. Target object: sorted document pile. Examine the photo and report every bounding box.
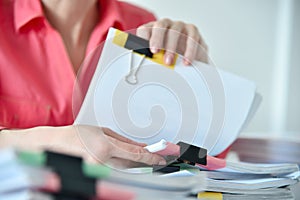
[165,161,299,199]
[0,148,206,200]
[142,140,300,200]
[2,147,297,199]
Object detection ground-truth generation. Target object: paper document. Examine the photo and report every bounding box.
[75,28,260,155]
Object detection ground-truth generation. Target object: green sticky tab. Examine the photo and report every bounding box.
[172,163,200,173]
[173,163,190,169]
[17,150,46,167]
[17,150,111,179]
[83,163,111,179]
[125,167,153,174]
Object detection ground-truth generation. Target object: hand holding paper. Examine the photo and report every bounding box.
[137,18,209,65]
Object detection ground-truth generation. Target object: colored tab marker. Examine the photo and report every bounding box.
[113,29,177,68]
[145,140,226,170]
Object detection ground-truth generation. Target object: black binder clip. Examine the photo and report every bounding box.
[152,164,181,174]
[45,151,96,200]
[124,33,153,58]
[177,141,207,166]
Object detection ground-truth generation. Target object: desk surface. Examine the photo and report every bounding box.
[231,137,300,163]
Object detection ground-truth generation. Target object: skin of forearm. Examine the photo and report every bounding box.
[0,126,69,151]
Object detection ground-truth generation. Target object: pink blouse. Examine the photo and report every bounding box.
[0,0,155,129]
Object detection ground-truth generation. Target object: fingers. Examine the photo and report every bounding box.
[184,24,209,64]
[164,21,184,65]
[70,125,165,166]
[136,22,153,40]
[196,41,209,64]
[183,24,200,65]
[108,136,166,166]
[149,18,172,53]
[107,158,148,169]
[137,19,172,53]
[102,127,147,147]
[136,19,209,65]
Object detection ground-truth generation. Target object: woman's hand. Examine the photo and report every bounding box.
[71,125,166,167]
[137,18,208,65]
[0,125,166,168]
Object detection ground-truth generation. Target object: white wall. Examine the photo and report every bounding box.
[286,0,300,137]
[123,0,300,139]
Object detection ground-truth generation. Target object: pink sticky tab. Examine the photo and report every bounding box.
[155,142,180,156]
[196,155,226,170]
[40,172,61,192]
[97,182,135,200]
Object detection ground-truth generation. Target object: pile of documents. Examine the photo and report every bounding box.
[0,148,206,200]
[166,160,300,199]
[129,140,300,199]
[1,147,299,199]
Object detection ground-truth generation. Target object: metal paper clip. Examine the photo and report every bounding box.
[125,50,145,84]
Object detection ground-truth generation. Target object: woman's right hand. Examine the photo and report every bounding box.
[0,125,166,168]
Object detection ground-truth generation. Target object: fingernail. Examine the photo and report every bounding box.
[183,58,191,66]
[165,55,173,65]
[151,47,158,53]
[158,160,167,165]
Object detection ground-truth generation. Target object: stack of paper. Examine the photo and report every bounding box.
[0,149,59,200]
[0,148,206,200]
[187,189,295,200]
[121,140,299,199]
[158,159,300,200]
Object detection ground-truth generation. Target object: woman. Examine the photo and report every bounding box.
[0,0,208,166]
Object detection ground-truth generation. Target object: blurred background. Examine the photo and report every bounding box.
[124,0,300,140]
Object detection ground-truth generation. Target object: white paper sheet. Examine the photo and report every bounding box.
[75,28,259,155]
